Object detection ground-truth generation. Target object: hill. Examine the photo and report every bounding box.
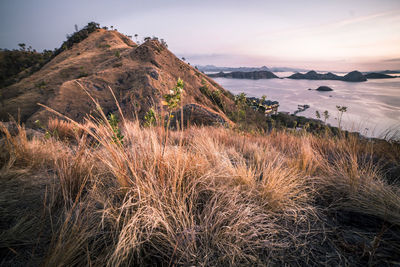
[0,28,235,126]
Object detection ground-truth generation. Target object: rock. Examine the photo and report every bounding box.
[342,71,367,82]
[0,121,43,139]
[316,86,333,91]
[170,103,228,127]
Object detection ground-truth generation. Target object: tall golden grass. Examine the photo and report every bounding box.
[1,112,400,265]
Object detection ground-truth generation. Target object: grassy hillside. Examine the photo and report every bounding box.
[0,26,236,127]
[1,109,400,265]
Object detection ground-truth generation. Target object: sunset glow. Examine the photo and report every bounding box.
[1,0,399,71]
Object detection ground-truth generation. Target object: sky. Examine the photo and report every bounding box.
[1,0,400,72]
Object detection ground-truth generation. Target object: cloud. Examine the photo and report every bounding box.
[383,58,400,62]
[332,9,400,28]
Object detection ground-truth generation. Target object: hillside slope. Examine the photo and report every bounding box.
[0,29,234,125]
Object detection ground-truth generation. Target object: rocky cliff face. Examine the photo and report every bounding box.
[0,29,234,126]
[208,70,278,79]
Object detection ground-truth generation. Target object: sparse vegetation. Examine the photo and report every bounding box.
[336,105,348,130]
[98,44,111,49]
[323,110,330,123]
[0,22,102,88]
[77,72,88,78]
[144,107,157,127]
[56,22,100,54]
[199,79,226,112]
[35,80,47,89]
[108,113,124,144]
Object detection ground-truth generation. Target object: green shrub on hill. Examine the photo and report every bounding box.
[0,48,53,88]
[0,22,101,88]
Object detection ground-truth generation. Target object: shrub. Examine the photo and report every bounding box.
[108,113,124,144]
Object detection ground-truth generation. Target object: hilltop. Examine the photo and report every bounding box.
[0,27,235,126]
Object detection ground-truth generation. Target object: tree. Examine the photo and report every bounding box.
[18,43,26,51]
[258,95,267,112]
[315,110,321,119]
[336,106,347,130]
[323,110,329,124]
[160,38,168,48]
[234,93,247,121]
[74,24,78,32]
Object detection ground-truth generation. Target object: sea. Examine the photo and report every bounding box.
[211,72,400,139]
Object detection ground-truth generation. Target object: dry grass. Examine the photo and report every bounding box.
[1,115,400,266]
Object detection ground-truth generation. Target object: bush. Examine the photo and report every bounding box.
[0,49,53,88]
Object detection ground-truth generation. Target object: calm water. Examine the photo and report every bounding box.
[213,75,400,138]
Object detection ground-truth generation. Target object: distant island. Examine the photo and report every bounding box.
[196,65,309,73]
[288,70,367,82]
[365,72,396,79]
[207,70,399,81]
[208,70,278,79]
[379,70,400,74]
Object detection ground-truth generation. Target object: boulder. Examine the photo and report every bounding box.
[0,121,43,139]
[170,103,229,127]
[316,86,333,91]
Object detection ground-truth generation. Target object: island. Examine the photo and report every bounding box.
[208,70,279,79]
[365,73,396,79]
[288,70,367,82]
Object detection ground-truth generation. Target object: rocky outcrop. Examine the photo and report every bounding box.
[288,70,367,82]
[365,73,396,79]
[208,71,278,79]
[0,121,43,139]
[315,86,333,91]
[170,103,229,127]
